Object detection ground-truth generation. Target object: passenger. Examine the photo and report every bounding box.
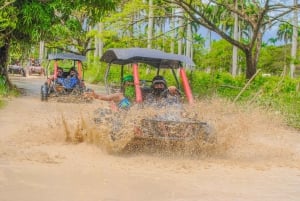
[47,67,79,90]
[84,75,135,110]
[63,67,79,89]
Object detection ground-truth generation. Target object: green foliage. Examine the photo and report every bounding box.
[20,2,54,40]
[198,39,245,72]
[0,75,8,95]
[0,75,19,100]
[187,71,300,129]
[188,71,245,99]
[84,59,107,83]
[258,45,287,75]
[0,2,17,45]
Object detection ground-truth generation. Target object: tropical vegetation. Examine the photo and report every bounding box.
[1,0,300,128]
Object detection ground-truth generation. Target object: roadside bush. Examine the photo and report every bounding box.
[189,72,300,129]
[0,75,9,94]
[0,76,9,108]
[0,75,21,107]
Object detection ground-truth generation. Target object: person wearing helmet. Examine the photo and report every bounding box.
[142,75,180,106]
[148,75,178,100]
[84,75,134,110]
[151,75,168,97]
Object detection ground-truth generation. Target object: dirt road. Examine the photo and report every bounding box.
[1,76,300,201]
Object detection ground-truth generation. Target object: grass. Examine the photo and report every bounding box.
[0,76,21,109]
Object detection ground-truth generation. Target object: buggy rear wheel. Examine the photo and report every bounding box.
[21,69,26,77]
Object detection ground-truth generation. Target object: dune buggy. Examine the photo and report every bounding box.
[94,48,214,153]
[40,53,89,102]
[27,59,45,76]
[7,64,26,77]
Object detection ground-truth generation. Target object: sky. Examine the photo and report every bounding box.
[197,0,299,46]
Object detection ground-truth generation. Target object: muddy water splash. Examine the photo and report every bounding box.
[58,99,300,167]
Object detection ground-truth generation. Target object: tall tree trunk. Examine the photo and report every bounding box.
[186,22,192,58]
[99,22,104,57]
[94,22,104,58]
[170,6,175,54]
[0,37,13,89]
[254,32,263,68]
[39,41,44,62]
[177,7,184,55]
[290,0,298,78]
[147,0,154,49]
[94,23,100,58]
[245,49,256,79]
[231,0,238,76]
[244,32,262,79]
[186,21,192,69]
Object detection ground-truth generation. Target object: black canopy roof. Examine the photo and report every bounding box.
[48,53,86,62]
[100,48,195,68]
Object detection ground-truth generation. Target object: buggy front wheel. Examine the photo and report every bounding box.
[41,84,49,101]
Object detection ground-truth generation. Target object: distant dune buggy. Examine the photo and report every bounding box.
[7,64,26,77]
[40,53,89,102]
[94,48,215,153]
[27,59,45,76]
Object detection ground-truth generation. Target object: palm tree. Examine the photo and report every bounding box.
[277,22,293,75]
[290,0,298,78]
[267,37,278,46]
[232,0,239,76]
[147,0,154,48]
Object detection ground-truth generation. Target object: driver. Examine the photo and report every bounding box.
[151,75,168,97]
[149,75,179,97]
[46,67,65,86]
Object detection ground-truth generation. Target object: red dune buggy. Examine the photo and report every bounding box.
[94,48,215,153]
[27,59,45,76]
[40,53,88,102]
[8,64,26,77]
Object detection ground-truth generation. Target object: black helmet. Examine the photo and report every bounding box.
[152,75,167,86]
[151,75,167,96]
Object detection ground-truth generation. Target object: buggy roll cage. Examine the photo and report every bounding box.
[100,48,195,104]
[46,53,86,81]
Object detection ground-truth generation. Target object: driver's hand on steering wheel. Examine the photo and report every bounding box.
[168,86,178,96]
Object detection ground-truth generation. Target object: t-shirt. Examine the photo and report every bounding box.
[118,97,131,110]
[124,85,135,100]
[56,76,79,89]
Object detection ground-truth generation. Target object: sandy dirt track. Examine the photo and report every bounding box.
[0,76,300,201]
